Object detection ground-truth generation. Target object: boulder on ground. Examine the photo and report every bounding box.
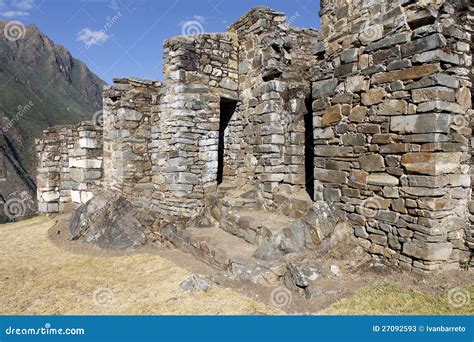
[69,191,147,250]
[179,275,210,292]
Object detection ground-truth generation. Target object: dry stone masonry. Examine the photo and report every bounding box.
[36,1,473,276]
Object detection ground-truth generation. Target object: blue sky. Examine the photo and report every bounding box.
[1,0,321,83]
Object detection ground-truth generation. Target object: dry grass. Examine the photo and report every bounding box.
[0,216,281,315]
[322,282,474,315]
[1,217,472,316]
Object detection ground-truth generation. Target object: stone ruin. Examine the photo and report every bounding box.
[36,0,473,284]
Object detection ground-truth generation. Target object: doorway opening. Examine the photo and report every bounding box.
[217,98,237,185]
[304,96,315,201]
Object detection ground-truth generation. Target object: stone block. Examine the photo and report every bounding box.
[312,79,338,99]
[359,154,385,172]
[401,152,462,175]
[361,88,386,106]
[117,108,143,121]
[401,33,446,57]
[412,86,455,103]
[377,99,407,115]
[314,168,348,183]
[321,105,343,126]
[345,75,369,93]
[390,114,451,134]
[372,64,440,84]
[403,241,452,261]
[367,173,399,186]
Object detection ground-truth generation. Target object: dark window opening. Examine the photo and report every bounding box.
[217,98,237,185]
[304,96,315,201]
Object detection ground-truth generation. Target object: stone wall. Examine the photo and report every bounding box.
[69,121,103,205]
[230,8,319,199]
[36,3,473,271]
[102,78,160,208]
[36,126,76,213]
[153,33,239,217]
[313,0,472,272]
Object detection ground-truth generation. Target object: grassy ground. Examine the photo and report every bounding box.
[323,282,474,315]
[0,216,472,315]
[0,216,280,315]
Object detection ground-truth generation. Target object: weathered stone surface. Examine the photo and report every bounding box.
[372,64,440,84]
[361,88,386,106]
[359,155,385,172]
[377,99,407,115]
[412,87,455,103]
[284,263,320,289]
[403,241,453,261]
[390,114,451,134]
[321,105,343,126]
[401,153,462,175]
[367,173,399,186]
[70,191,147,250]
[312,79,338,99]
[401,33,446,57]
[179,275,210,292]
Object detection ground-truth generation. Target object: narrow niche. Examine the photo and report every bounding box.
[304,95,315,201]
[217,98,237,185]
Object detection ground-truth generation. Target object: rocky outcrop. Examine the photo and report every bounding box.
[70,191,147,250]
[254,201,352,260]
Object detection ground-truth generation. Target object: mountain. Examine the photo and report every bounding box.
[0,20,106,221]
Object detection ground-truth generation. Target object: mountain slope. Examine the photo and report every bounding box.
[0,20,106,221]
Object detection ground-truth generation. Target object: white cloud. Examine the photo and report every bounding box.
[77,28,110,47]
[11,0,34,10]
[1,10,29,17]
